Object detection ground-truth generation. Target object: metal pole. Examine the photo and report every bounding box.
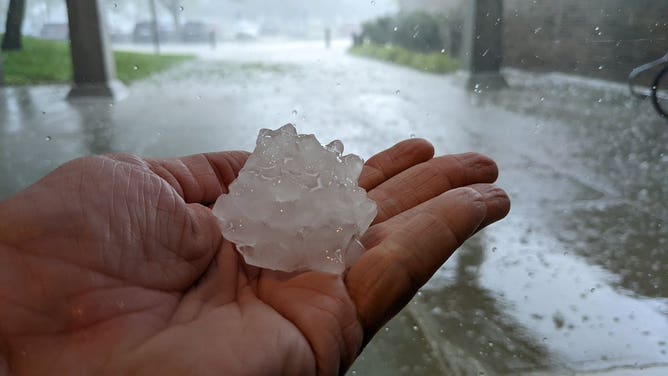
[149,0,160,55]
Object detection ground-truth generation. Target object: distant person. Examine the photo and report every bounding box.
[0,138,509,374]
[209,29,217,50]
[325,27,332,49]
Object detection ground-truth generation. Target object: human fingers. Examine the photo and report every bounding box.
[363,184,510,249]
[368,153,499,225]
[145,151,249,205]
[358,139,434,191]
[346,185,509,340]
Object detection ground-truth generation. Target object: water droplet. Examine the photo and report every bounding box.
[594,26,600,31]
[370,0,376,5]
[394,89,401,95]
[45,136,52,141]
[196,95,202,100]
[440,49,446,53]
[179,5,184,11]
[291,109,298,116]
[598,65,604,70]
[113,2,118,8]
[393,26,398,32]
[409,133,416,139]
[590,288,596,293]
[492,247,498,252]
[336,82,341,87]
[41,111,46,115]
[534,27,542,34]
[133,65,139,71]
[412,326,419,331]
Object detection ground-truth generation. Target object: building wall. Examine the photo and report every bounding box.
[503,0,668,82]
[399,0,668,82]
[397,0,463,14]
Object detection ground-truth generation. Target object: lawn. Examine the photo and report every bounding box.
[349,44,459,74]
[0,36,193,85]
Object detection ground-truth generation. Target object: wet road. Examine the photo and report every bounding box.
[1,40,667,375]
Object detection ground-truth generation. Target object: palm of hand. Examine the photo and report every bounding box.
[0,140,508,376]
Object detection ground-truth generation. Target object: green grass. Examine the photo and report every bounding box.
[350,44,459,74]
[1,36,193,85]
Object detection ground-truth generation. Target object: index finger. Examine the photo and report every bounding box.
[146,151,250,205]
[359,139,435,191]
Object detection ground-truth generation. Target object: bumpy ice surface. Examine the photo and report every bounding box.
[212,124,377,274]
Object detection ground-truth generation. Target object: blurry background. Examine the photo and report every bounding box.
[1,0,667,375]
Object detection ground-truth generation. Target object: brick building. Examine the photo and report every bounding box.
[503,0,668,82]
[399,0,668,82]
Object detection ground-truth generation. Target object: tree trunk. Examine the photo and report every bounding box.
[158,0,181,36]
[2,0,27,51]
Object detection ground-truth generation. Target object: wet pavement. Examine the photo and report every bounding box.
[1,40,667,375]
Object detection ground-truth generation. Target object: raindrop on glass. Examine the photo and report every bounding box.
[113,2,118,8]
[412,326,419,332]
[409,133,416,139]
[133,65,139,71]
[179,5,184,11]
[291,109,298,117]
[598,66,604,70]
[393,26,398,32]
[440,49,446,53]
[45,136,52,141]
[370,0,376,5]
[395,89,401,95]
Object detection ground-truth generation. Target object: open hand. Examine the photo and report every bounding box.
[0,139,509,375]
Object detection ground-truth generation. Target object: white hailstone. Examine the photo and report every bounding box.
[212,124,377,274]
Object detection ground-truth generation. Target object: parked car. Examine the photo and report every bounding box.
[181,21,217,43]
[133,21,174,43]
[235,20,259,40]
[39,23,68,40]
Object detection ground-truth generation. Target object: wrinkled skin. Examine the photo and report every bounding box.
[0,139,509,375]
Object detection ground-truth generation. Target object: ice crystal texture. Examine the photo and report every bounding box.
[212,124,377,274]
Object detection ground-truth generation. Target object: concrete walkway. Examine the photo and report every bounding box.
[1,40,667,375]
